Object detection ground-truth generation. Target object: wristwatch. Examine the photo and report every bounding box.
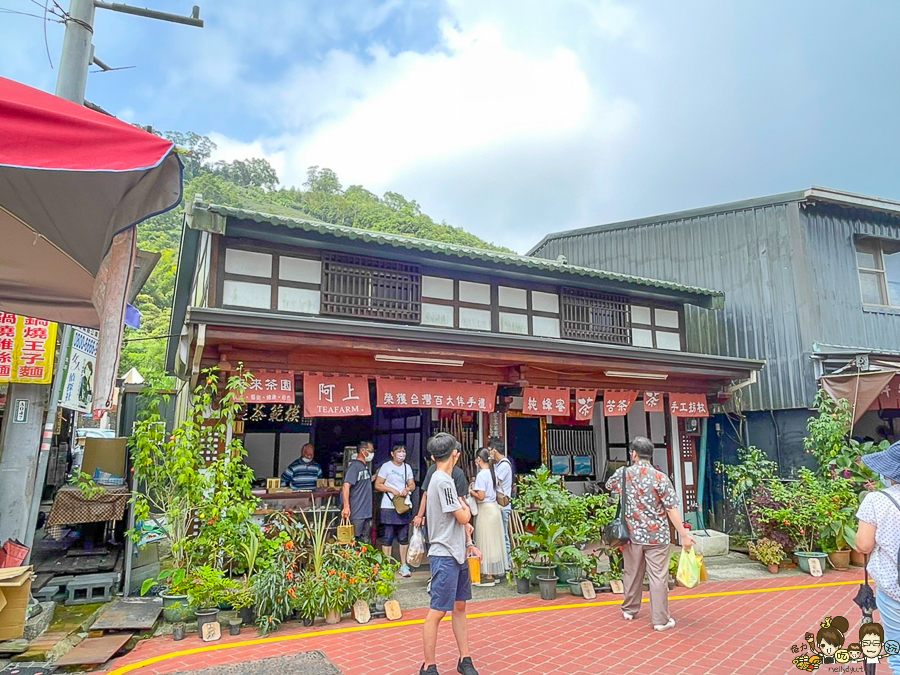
[466,541,475,547]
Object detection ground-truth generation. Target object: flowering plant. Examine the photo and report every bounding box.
[753,469,858,552]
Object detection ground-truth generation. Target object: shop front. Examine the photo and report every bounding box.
[167,199,763,527]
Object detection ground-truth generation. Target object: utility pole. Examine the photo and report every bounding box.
[5,0,203,562]
[55,0,96,103]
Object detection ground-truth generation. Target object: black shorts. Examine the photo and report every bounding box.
[378,515,410,546]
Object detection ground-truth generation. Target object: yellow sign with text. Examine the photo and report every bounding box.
[0,313,57,385]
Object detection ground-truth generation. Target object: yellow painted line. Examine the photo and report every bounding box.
[108,578,863,674]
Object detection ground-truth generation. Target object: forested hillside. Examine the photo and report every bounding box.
[121,132,509,383]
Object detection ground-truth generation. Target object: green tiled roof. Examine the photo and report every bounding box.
[198,202,724,303]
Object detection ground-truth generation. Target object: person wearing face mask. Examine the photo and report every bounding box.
[376,444,417,577]
[342,441,375,544]
[281,442,322,491]
[855,440,900,674]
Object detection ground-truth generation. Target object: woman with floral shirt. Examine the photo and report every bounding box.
[605,436,694,631]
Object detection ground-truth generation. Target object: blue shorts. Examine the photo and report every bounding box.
[429,556,472,612]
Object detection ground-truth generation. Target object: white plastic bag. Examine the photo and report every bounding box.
[407,526,426,568]
[465,494,479,516]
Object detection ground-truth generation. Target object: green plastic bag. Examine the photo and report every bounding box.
[675,548,701,588]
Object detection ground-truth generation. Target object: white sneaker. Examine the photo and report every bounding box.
[400,564,411,578]
[654,618,676,631]
[622,611,634,621]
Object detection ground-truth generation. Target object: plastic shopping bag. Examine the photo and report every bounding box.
[407,526,426,568]
[675,547,702,588]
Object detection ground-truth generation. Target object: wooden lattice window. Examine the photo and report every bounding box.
[320,252,421,323]
[560,288,631,344]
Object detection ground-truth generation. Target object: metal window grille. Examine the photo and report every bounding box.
[321,252,421,323]
[560,288,631,344]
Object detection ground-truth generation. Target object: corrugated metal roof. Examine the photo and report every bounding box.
[528,186,900,256]
[197,202,725,302]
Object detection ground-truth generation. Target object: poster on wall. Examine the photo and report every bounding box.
[57,327,98,413]
[602,390,638,417]
[303,373,371,417]
[376,378,496,412]
[669,392,710,418]
[243,370,295,404]
[522,387,570,416]
[0,313,57,384]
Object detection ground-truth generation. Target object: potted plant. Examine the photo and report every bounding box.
[749,537,784,574]
[141,568,193,622]
[509,546,532,595]
[819,496,859,571]
[519,523,578,588]
[187,566,241,632]
[755,469,857,574]
[566,550,596,597]
[131,368,261,623]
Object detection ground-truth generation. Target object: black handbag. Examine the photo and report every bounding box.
[603,465,631,547]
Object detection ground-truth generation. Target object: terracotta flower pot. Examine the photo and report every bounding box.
[850,549,867,567]
[767,563,779,574]
[827,549,851,570]
[324,609,341,625]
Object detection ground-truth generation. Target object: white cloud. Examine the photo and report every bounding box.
[202,1,641,251]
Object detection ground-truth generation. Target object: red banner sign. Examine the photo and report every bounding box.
[243,370,295,404]
[603,390,638,417]
[303,373,371,417]
[873,377,900,410]
[376,378,496,412]
[574,389,598,421]
[643,391,664,413]
[522,387,571,416]
[669,393,709,418]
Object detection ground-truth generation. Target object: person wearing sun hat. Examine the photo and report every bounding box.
[855,440,900,673]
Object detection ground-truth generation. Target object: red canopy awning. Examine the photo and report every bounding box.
[0,76,182,328]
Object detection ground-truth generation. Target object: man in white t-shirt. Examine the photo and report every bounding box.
[489,439,514,568]
[420,433,482,675]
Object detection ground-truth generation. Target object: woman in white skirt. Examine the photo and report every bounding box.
[469,447,508,585]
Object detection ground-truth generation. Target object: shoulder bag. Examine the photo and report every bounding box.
[496,458,512,507]
[603,466,631,548]
[392,464,413,514]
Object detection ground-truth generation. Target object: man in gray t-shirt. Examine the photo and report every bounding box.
[341,441,374,543]
[419,433,481,675]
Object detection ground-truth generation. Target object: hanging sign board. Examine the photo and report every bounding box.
[522,387,570,416]
[574,389,598,421]
[873,376,900,410]
[0,313,57,385]
[643,391,665,413]
[242,370,295,404]
[303,373,371,417]
[377,378,496,412]
[57,327,98,413]
[669,393,710,418]
[603,390,638,417]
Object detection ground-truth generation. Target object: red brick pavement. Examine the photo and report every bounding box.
[105,570,871,675]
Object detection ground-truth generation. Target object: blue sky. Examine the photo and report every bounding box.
[3,1,899,251]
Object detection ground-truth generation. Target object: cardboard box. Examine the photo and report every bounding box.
[81,438,127,478]
[0,566,34,641]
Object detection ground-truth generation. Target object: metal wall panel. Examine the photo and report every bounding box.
[534,202,812,411]
[802,204,900,355]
